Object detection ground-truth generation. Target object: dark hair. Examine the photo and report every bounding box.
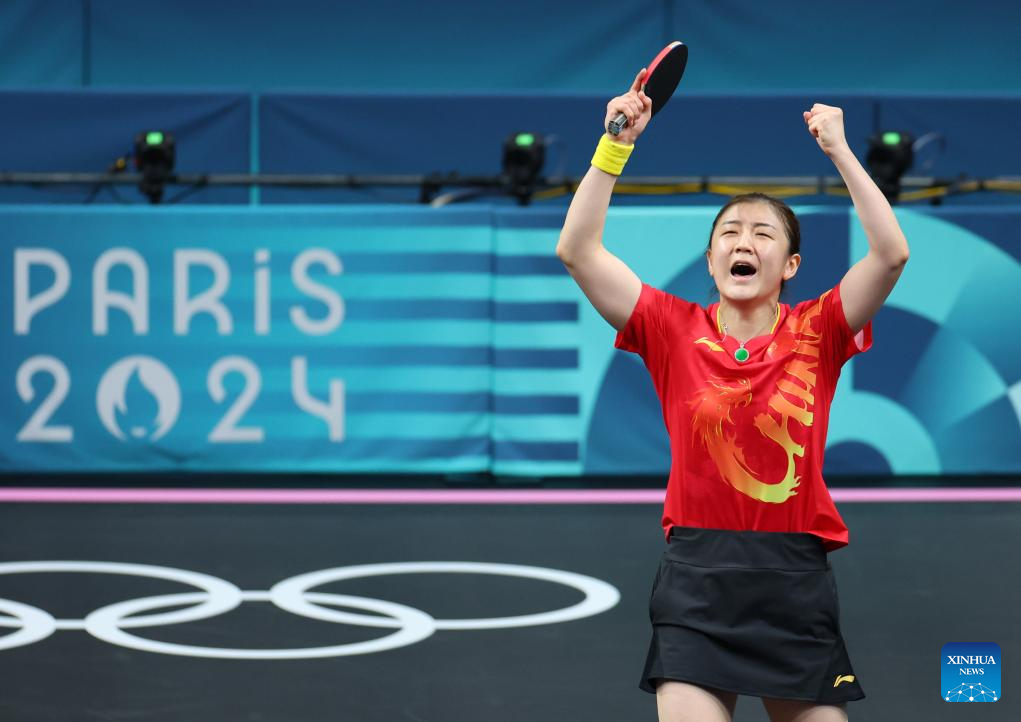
[706,192,801,297]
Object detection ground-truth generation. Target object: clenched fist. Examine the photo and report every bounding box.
[603,68,653,145]
[803,103,849,157]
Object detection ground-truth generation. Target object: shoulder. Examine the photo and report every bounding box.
[786,285,841,329]
[783,283,872,361]
[646,283,708,331]
[640,282,701,314]
[628,281,702,318]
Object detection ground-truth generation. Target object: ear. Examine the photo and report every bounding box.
[783,253,802,281]
[706,249,713,276]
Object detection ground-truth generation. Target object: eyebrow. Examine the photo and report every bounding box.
[721,220,776,230]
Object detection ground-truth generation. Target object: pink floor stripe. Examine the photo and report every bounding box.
[0,487,1019,504]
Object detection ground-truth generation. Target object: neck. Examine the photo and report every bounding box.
[718,296,779,342]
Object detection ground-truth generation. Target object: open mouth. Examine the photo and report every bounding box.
[730,261,757,280]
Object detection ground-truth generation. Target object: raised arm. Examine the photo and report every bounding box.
[804,104,910,335]
[556,69,653,332]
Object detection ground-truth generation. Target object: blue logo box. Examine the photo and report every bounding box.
[942,642,1000,702]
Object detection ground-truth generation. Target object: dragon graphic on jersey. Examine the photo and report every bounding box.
[687,292,828,503]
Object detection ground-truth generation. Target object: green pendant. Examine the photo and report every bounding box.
[735,347,750,363]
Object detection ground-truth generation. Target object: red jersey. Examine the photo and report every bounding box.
[614,282,873,552]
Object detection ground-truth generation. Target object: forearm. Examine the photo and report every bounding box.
[829,147,910,265]
[556,146,621,262]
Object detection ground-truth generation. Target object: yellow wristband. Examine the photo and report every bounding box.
[590,133,634,176]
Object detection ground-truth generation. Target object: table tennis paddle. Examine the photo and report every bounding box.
[607,41,688,136]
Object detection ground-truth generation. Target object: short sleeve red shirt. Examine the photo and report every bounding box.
[614,282,873,552]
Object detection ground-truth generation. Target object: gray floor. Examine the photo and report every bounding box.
[0,499,1016,721]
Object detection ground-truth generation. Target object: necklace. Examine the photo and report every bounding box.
[719,303,779,363]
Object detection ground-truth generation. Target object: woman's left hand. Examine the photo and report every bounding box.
[803,103,849,157]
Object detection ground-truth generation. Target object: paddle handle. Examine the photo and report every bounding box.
[607,113,628,137]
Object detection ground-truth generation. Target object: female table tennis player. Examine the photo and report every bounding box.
[556,69,909,722]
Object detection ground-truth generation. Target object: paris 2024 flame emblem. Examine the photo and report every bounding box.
[687,293,827,504]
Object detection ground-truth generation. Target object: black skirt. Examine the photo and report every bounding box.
[640,525,865,704]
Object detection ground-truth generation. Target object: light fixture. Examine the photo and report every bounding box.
[134,131,176,204]
[866,131,913,202]
[502,132,545,206]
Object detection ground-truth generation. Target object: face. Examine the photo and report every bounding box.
[706,202,801,304]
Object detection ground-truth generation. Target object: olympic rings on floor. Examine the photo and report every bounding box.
[0,560,621,659]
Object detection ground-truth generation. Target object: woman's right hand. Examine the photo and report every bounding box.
[603,68,653,145]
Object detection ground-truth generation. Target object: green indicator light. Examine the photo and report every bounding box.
[146,131,165,146]
[515,133,535,147]
[882,132,901,146]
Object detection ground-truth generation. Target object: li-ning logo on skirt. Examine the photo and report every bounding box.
[833,674,856,688]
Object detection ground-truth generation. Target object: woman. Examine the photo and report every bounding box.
[556,69,909,722]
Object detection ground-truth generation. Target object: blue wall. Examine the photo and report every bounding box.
[2,0,1021,93]
[3,2,1018,207]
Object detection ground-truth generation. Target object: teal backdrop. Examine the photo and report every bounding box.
[1,205,1019,476]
